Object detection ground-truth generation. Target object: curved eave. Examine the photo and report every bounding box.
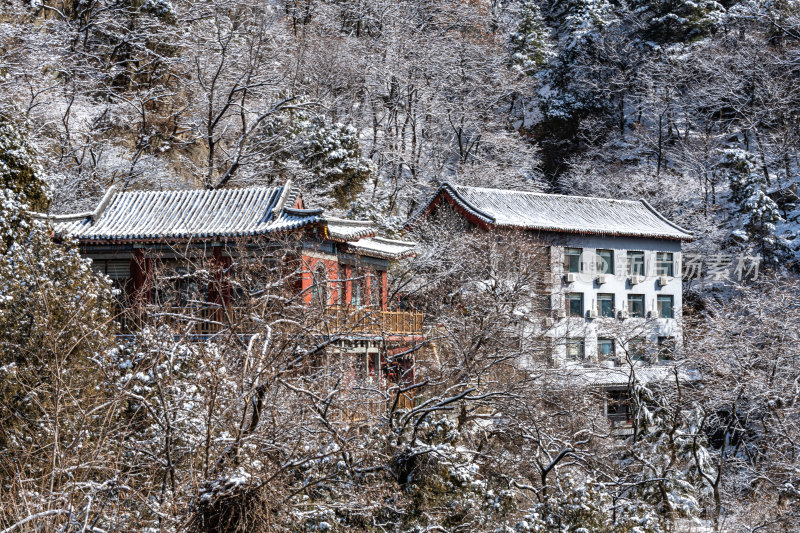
[62,217,321,245]
[326,229,377,242]
[407,184,694,241]
[343,247,417,260]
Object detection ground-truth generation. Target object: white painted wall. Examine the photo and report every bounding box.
[545,235,684,366]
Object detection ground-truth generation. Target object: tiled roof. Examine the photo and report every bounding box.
[324,218,376,242]
[555,364,700,388]
[408,183,693,240]
[343,237,417,259]
[35,182,417,259]
[40,183,319,243]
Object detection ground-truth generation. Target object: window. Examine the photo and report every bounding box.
[598,339,615,360]
[567,338,585,361]
[311,264,328,306]
[596,249,614,274]
[352,279,364,308]
[627,251,645,276]
[658,336,677,360]
[565,247,583,273]
[566,292,584,317]
[656,252,674,277]
[628,294,645,317]
[607,389,632,424]
[598,293,615,317]
[657,295,674,318]
[368,271,381,307]
[628,338,647,361]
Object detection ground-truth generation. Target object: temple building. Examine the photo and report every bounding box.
[37,181,422,405]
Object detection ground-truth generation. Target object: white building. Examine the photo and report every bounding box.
[407,183,695,431]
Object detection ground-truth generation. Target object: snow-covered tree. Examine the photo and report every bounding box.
[509,1,552,75]
[0,190,116,524]
[514,475,663,532]
[0,116,49,212]
[719,148,786,258]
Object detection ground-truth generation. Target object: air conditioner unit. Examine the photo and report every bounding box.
[596,274,608,284]
[617,310,629,319]
[587,309,598,319]
[658,275,669,287]
[556,309,567,319]
[564,272,577,283]
[629,275,645,285]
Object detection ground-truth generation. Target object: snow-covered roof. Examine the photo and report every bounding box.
[343,237,417,260]
[39,182,317,242]
[324,218,376,242]
[555,364,699,388]
[408,182,693,240]
[34,183,416,259]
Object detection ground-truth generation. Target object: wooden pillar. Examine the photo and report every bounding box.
[342,264,353,306]
[380,270,388,311]
[300,254,313,305]
[210,246,231,306]
[129,249,151,305]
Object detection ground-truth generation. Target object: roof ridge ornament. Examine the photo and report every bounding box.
[91,184,118,222]
[270,179,294,219]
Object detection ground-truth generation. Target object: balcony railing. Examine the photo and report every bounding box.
[117,305,424,337]
[323,306,424,336]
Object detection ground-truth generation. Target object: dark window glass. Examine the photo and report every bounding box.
[628,338,647,361]
[567,338,585,361]
[352,279,364,308]
[598,339,615,360]
[565,248,583,273]
[598,293,615,317]
[566,293,584,317]
[607,390,632,424]
[628,294,645,317]
[596,249,614,274]
[658,336,677,360]
[657,295,674,318]
[627,251,645,276]
[656,252,674,277]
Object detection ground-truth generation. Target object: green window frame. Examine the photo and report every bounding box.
[596,249,614,274]
[627,251,645,276]
[598,293,615,317]
[628,338,647,361]
[567,338,585,361]
[566,292,584,317]
[565,247,583,273]
[656,252,674,277]
[628,294,645,318]
[597,339,615,360]
[657,295,674,318]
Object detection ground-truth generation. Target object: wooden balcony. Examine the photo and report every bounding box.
[117,305,424,337]
[323,306,424,336]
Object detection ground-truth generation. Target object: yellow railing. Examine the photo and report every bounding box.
[117,305,423,337]
[323,306,424,336]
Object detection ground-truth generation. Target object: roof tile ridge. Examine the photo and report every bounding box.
[270,179,294,218]
[440,182,496,223]
[450,182,645,204]
[638,198,694,239]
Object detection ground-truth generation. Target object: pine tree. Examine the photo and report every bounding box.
[718,148,786,258]
[631,0,726,44]
[0,190,116,479]
[0,116,49,212]
[509,1,552,75]
[262,109,374,210]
